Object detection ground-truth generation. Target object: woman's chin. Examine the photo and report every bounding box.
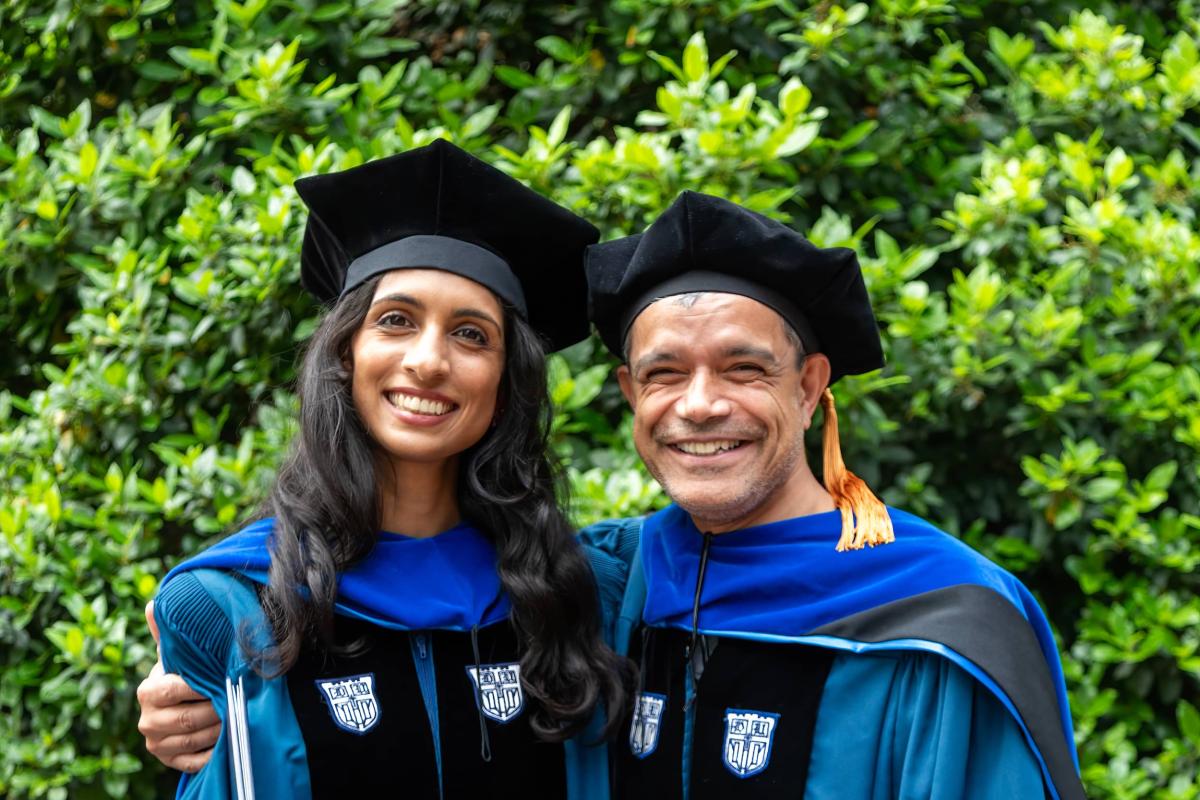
[372,429,483,467]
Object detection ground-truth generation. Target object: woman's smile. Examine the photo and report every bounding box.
[384,388,459,417]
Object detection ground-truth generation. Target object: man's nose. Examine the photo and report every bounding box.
[674,372,732,422]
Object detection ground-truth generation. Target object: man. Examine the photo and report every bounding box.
[140,191,1084,799]
[582,191,1083,799]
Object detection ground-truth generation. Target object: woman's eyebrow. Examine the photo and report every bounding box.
[370,292,423,308]
[453,307,501,328]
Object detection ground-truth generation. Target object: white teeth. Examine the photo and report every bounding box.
[675,440,742,455]
[386,392,453,416]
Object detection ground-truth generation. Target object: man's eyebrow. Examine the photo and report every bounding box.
[452,307,501,328]
[632,351,679,374]
[370,293,423,309]
[724,345,779,364]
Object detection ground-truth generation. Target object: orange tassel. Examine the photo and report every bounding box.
[821,389,895,551]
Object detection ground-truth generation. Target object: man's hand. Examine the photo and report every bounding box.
[137,600,221,773]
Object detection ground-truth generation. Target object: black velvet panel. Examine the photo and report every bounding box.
[433,625,567,798]
[615,627,833,799]
[286,617,567,799]
[614,628,689,800]
[287,616,438,798]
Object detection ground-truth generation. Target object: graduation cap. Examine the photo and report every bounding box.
[295,139,598,352]
[586,190,894,550]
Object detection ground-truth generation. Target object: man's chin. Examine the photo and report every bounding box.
[661,483,758,528]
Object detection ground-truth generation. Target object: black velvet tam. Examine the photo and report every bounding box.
[295,139,598,351]
[585,190,884,383]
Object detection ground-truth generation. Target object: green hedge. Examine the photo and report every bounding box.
[2,1,1198,797]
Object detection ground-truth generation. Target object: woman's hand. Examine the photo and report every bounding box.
[136,601,222,773]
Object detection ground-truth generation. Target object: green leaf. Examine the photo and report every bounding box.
[1179,700,1200,747]
[231,166,256,195]
[461,104,499,139]
[775,122,821,157]
[779,77,811,116]
[682,32,709,83]
[136,59,184,81]
[108,19,140,40]
[312,2,351,21]
[138,0,173,14]
[494,66,537,90]
[36,197,59,221]
[168,47,218,75]
[709,50,737,81]
[1084,477,1123,502]
[65,627,84,658]
[836,120,877,149]
[44,484,62,523]
[842,151,879,168]
[647,51,687,83]
[1103,147,1134,187]
[536,36,577,63]
[565,364,610,410]
[1144,461,1178,493]
[151,477,169,506]
[104,464,123,496]
[547,105,572,148]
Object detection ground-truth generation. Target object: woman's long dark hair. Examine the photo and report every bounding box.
[258,275,633,740]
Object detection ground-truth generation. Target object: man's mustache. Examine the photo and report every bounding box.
[652,421,766,444]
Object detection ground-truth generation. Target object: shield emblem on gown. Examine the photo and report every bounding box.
[466,662,525,723]
[315,673,381,734]
[629,692,666,758]
[722,708,780,778]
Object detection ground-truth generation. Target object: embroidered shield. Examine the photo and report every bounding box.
[722,708,780,778]
[629,692,666,758]
[315,673,381,735]
[465,662,525,723]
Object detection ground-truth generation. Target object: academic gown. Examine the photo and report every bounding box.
[579,506,1086,800]
[153,518,610,800]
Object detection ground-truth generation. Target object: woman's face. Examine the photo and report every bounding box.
[350,269,506,469]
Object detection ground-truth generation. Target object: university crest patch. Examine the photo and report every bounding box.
[722,708,780,778]
[465,662,525,723]
[315,673,381,735]
[629,692,666,758]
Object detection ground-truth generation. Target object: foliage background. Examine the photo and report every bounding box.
[2,0,1199,797]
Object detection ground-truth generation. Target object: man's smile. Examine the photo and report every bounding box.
[669,439,748,456]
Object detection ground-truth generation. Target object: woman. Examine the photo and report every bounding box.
[149,140,632,799]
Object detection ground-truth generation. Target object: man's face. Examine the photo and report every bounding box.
[617,293,829,530]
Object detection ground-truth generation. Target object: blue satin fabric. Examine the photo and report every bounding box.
[639,503,1077,769]
[806,651,1045,799]
[163,517,510,631]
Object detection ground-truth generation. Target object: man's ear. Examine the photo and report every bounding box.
[799,353,831,429]
[616,364,636,408]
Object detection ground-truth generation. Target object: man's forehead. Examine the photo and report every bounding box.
[627,291,790,357]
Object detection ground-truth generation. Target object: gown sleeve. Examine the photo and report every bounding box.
[803,651,1046,800]
[154,569,312,800]
[153,570,239,800]
[575,517,642,647]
